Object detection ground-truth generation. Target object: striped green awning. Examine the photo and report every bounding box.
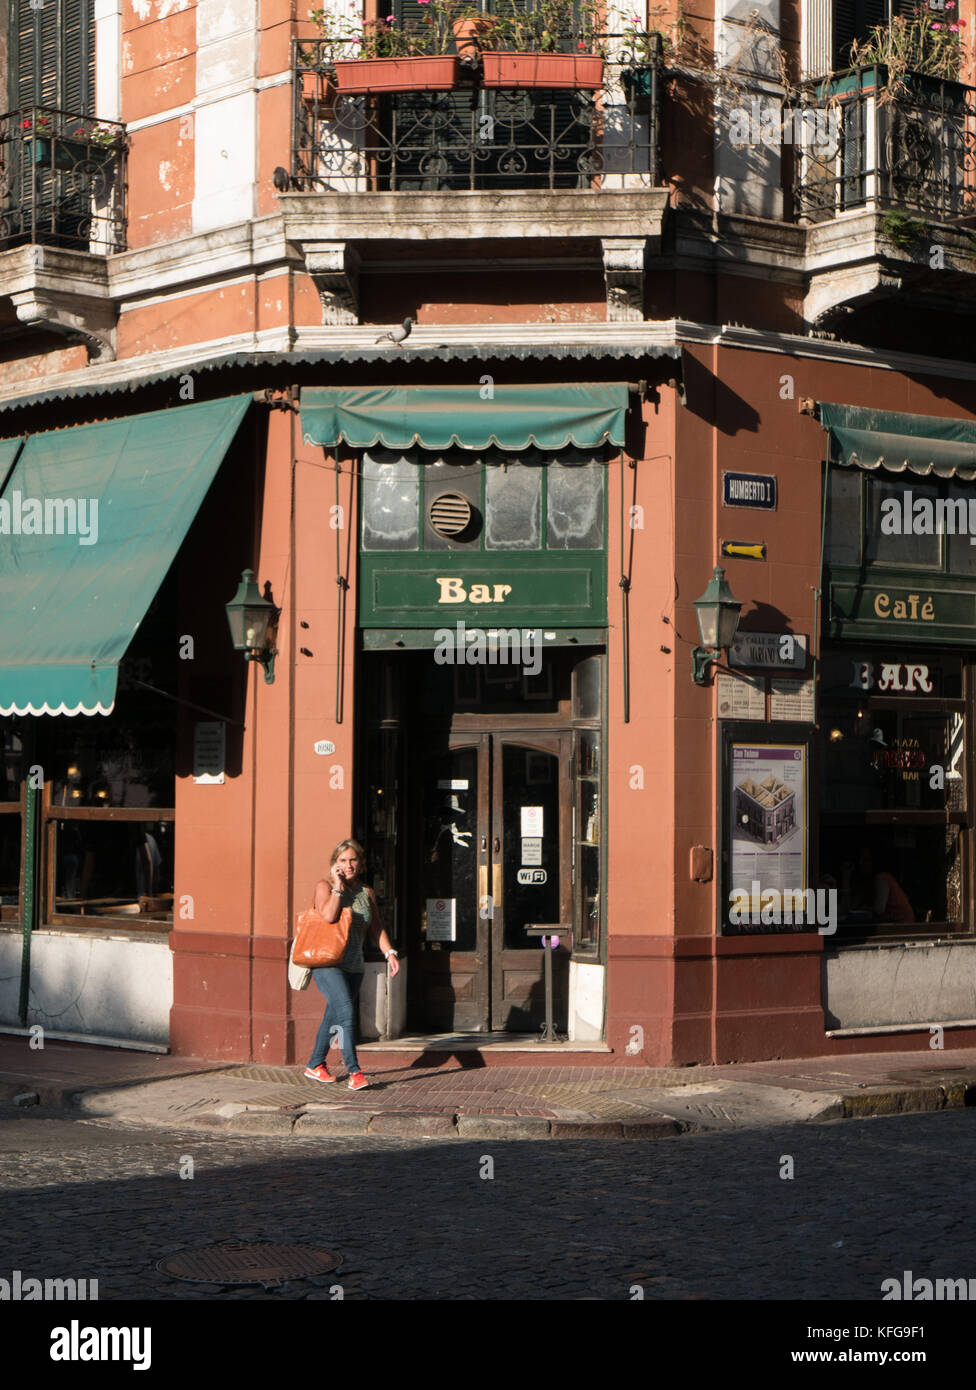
[819,402,976,479]
[0,395,251,717]
[301,384,630,451]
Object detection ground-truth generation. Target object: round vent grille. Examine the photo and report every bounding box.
[429,491,472,538]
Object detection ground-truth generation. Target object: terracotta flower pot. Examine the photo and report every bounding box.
[480,52,604,89]
[333,55,461,95]
[452,15,495,61]
[300,68,338,115]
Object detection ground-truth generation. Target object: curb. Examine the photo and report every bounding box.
[840,1080,976,1119]
[4,1076,975,1139]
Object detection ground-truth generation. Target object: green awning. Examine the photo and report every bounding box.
[0,437,24,493]
[301,384,630,451]
[0,395,251,717]
[819,402,976,479]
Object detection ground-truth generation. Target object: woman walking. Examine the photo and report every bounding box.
[304,839,399,1089]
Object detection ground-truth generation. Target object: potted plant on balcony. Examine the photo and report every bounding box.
[22,112,123,171]
[477,0,606,89]
[849,2,968,106]
[308,4,461,95]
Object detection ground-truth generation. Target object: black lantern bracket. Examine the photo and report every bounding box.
[692,565,742,687]
[225,568,279,684]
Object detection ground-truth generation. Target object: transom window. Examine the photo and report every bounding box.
[361,449,606,553]
[825,467,976,577]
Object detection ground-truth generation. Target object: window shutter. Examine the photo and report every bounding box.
[832,0,904,71]
[9,0,95,113]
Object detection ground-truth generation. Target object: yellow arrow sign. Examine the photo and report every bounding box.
[721,541,766,561]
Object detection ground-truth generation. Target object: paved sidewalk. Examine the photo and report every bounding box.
[2,1034,975,1139]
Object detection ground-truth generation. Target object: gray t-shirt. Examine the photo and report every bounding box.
[337,884,372,973]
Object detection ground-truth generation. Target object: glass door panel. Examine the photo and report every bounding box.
[491,734,571,1032]
[411,737,489,1031]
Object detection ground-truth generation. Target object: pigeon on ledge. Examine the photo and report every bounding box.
[374,317,414,348]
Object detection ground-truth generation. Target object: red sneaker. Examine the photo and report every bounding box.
[348,1071,369,1091]
[303,1064,336,1084]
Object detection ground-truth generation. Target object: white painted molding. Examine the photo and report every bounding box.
[94,0,123,123]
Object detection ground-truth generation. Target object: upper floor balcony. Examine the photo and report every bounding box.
[290,36,662,197]
[794,66,976,224]
[0,106,127,361]
[281,34,668,324]
[0,107,127,255]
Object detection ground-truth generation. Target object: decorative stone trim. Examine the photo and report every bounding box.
[6,286,115,363]
[601,237,647,323]
[303,242,361,325]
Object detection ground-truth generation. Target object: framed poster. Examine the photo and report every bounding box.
[722,725,814,934]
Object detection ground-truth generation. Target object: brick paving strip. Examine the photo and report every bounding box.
[2,1037,976,1140]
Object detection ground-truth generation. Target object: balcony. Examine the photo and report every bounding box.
[0,107,127,253]
[292,39,660,195]
[282,38,667,324]
[794,67,976,223]
[0,107,127,361]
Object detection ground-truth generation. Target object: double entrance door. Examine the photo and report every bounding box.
[409,730,571,1033]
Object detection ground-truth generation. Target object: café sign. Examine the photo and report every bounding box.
[829,582,976,644]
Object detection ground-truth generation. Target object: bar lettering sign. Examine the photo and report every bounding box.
[723,472,777,510]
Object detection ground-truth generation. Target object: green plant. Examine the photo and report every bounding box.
[850,3,967,84]
[882,210,928,249]
[90,124,122,147]
[621,4,686,64]
[475,0,605,55]
[309,0,493,62]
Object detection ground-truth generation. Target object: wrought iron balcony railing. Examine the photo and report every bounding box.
[0,107,128,253]
[794,67,976,223]
[292,39,661,193]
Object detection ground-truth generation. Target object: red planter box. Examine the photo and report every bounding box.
[333,55,461,95]
[481,52,604,89]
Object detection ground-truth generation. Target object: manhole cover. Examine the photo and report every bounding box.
[158,1242,341,1287]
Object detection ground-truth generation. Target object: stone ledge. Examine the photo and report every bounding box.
[278,189,671,243]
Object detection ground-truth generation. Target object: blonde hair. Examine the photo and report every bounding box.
[330,839,366,875]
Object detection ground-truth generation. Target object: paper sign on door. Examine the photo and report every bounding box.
[426,898,456,942]
[520,806,543,836]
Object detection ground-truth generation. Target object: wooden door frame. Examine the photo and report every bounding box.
[407,729,492,1032]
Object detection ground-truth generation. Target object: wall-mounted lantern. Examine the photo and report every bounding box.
[225,568,277,684]
[692,565,742,685]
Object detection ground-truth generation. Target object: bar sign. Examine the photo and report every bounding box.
[723,472,777,510]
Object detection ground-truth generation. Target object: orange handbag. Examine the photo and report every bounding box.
[291,905,352,968]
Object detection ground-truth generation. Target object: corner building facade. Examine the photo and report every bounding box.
[1,0,976,1065]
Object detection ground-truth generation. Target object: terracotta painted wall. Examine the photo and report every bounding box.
[604,385,679,1065]
[288,426,359,1062]
[670,344,976,1063]
[170,405,295,1062]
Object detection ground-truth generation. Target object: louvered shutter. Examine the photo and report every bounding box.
[9,0,95,113]
[832,0,894,71]
[388,0,480,190]
[7,0,96,248]
[487,0,585,189]
[387,0,589,188]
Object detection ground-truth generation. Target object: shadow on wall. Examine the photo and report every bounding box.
[681,352,761,435]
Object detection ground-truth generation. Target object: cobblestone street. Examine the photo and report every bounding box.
[1,1107,974,1302]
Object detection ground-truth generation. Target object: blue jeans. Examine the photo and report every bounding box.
[308,968,364,1073]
